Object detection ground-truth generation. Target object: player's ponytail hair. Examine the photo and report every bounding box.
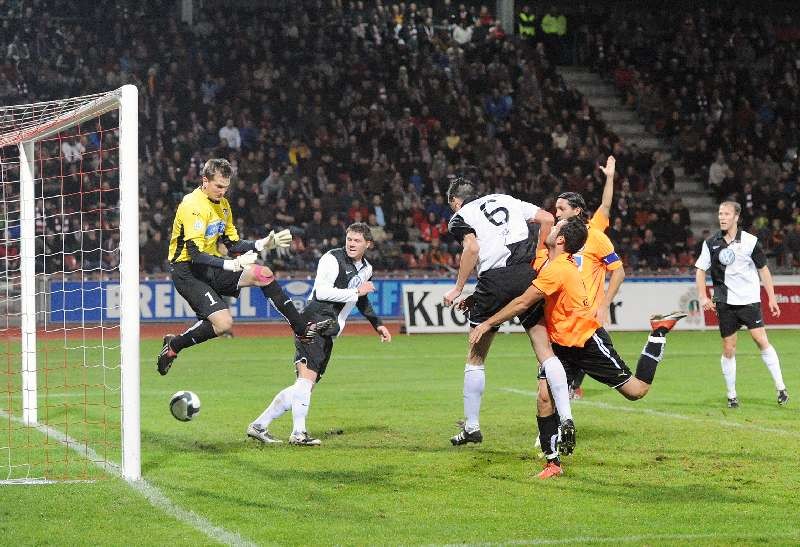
[557,192,589,223]
[347,222,374,242]
[202,158,234,180]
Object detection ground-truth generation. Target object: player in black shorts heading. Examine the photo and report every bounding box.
[441,172,576,449]
[157,158,331,375]
[247,223,391,446]
[695,200,788,407]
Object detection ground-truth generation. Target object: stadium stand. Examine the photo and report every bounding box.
[1,1,797,274]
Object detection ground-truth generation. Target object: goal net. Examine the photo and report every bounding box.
[0,85,140,483]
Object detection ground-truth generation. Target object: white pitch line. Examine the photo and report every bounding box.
[501,388,799,438]
[0,410,258,547]
[440,531,800,545]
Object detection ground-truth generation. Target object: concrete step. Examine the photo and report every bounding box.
[682,195,716,208]
[571,84,617,99]
[589,96,623,109]
[611,121,647,134]
[692,210,718,229]
[600,110,639,124]
[675,180,705,193]
[614,134,662,149]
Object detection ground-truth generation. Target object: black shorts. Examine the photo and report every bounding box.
[469,262,544,330]
[716,302,764,338]
[541,328,633,389]
[294,335,334,381]
[171,262,242,320]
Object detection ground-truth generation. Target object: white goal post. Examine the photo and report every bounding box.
[0,85,140,482]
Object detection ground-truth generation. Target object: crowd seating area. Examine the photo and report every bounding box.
[2,1,799,275]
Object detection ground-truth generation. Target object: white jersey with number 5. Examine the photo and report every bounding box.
[448,193,540,275]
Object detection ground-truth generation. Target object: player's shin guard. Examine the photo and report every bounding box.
[171,319,217,353]
[463,364,485,432]
[537,413,560,463]
[253,385,295,429]
[291,378,314,434]
[261,281,306,335]
[634,335,666,384]
[542,356,572,421]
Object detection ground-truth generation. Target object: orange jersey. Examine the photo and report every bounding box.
[532,253,600,347]
[573,211,622,315]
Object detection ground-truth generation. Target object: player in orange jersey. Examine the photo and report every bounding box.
[555,156,624,398]
[470,218,686,478]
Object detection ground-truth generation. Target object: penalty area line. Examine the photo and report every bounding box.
[1,410,257,547]
[500,388,799,438]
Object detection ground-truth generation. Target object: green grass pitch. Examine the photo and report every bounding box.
[2,330,799,545]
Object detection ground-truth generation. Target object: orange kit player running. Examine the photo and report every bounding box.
[555,156,625,398]
[470,217,686,478]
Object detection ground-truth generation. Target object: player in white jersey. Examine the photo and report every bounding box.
[442,174,575,451]
[695,201,788,408]
[247,223,392,445]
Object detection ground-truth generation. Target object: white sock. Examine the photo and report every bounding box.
[252,385,294,429]
[463,364,485,432]
[291,378,314,434]
[760,345,786,391]
[542,356,573,421]
[721,355,737,399]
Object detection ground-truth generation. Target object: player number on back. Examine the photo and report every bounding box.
[480,199,509,226]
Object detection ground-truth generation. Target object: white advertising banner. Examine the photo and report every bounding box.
[402,283,526,334]
[402,281,706,333]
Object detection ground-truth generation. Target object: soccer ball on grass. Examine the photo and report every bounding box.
[169,390,201,422]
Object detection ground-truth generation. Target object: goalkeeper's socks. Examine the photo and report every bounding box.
[634,335,666,384]
[291,378,314,434]
[261,282,306,335]
[171,320,217,353]
[537,413,560,459]
[253,385,295,429]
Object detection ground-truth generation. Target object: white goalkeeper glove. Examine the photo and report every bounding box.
[223,250,258,272]
[255,229,293,252]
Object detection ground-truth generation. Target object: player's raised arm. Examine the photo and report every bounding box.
[596,155,616,220]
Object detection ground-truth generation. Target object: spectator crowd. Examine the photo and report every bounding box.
[1,1,799,276]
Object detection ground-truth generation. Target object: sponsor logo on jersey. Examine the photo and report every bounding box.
[205,220,225,238]
[718,248,735,265]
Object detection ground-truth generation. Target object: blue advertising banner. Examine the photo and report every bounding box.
[49,278,452,322]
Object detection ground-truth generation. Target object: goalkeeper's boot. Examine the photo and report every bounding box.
[537,460,563,479]
[297,318,335,343]
[727,397,740,409]
[649,311,687,335]
[289,431,321,446]
[450,426,483,446]
[247,424,282,444]
[559,419,576,456]
[157,334,177,376]
[777,389,789,406]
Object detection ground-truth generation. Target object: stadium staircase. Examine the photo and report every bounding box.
[558,66,717,232]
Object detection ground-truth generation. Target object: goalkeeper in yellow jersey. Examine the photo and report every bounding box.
[553,156,625,398]
[156,158,331,376]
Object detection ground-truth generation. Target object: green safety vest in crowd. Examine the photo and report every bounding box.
[541,13,567,36]
[518,12,536,37]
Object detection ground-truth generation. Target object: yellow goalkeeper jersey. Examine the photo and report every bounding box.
[168,188,240,263]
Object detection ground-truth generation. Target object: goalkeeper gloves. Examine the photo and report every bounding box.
[255,229,293,252]
[223,250,258,272]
